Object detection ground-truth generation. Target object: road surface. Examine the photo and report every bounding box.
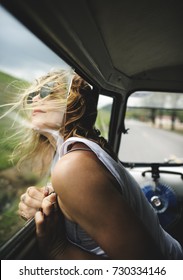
[119,119,183,163]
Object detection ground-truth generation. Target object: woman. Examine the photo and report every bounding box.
[7,70,183,259]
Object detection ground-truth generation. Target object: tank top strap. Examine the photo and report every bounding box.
[66,147,92,154]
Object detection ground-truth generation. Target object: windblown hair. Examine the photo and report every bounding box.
[1,70,116,175]
[64,74,116,159]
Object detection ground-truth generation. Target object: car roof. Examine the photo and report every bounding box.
[2,0,183,95]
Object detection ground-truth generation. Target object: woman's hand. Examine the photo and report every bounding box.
[18,184,54,220]
[35,193,68,259]
[35,193,108,260]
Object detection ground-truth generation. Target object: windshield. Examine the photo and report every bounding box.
[119,91,183,164]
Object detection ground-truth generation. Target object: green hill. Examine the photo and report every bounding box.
[0,71,29,169]
[0,72,37,246]
[0,70,29,106]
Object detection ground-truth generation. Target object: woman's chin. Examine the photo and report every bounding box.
[31,120,46,131]
[32,121,59,134]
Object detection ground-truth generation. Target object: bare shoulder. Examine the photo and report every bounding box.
[52,148,109,193]
[52,148,100,181]
[51,147,116,214]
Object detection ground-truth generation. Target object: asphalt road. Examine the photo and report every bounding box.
[118,119,183,163]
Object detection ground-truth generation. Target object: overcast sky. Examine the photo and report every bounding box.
[0,5,68,82]
[0,5,111,108]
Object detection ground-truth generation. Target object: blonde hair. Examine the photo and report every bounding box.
[1,70,116,175]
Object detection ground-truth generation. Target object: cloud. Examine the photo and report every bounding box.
[0,5,68,81]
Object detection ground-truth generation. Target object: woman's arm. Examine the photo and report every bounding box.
[49,150,156,259]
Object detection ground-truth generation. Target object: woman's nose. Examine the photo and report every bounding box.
[32,94,41,102]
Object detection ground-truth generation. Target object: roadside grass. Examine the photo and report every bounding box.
[96,108,110,139]
[0,197,25,246]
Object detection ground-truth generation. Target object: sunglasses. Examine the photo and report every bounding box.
[27,82,56,104]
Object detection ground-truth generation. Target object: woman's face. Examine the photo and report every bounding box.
[31,93,65,132]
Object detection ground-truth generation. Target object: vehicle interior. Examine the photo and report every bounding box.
[0,0,183,259]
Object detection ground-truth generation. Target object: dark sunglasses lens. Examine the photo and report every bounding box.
[39,87,52,98]
[39,82,55,98]
[27,92,38,104]
[27,82,55,103]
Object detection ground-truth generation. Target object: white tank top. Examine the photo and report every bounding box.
[58,137,183,259]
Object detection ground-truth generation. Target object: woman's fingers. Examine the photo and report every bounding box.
[35,210,45,237]
[18,203,36,220]
[41,193,57,216]
[26,187,45,203]
[19,187,44,210]
[35,194,58,239]
[18,185,55,220]
[44,183,54,196]
[34,193,66,258]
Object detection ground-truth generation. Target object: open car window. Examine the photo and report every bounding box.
[96,95,113,141]
[119,91,183,164]
[0,5,113,248]
[0,5,70,246]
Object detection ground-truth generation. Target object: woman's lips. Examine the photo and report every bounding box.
[32,109,45,116]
